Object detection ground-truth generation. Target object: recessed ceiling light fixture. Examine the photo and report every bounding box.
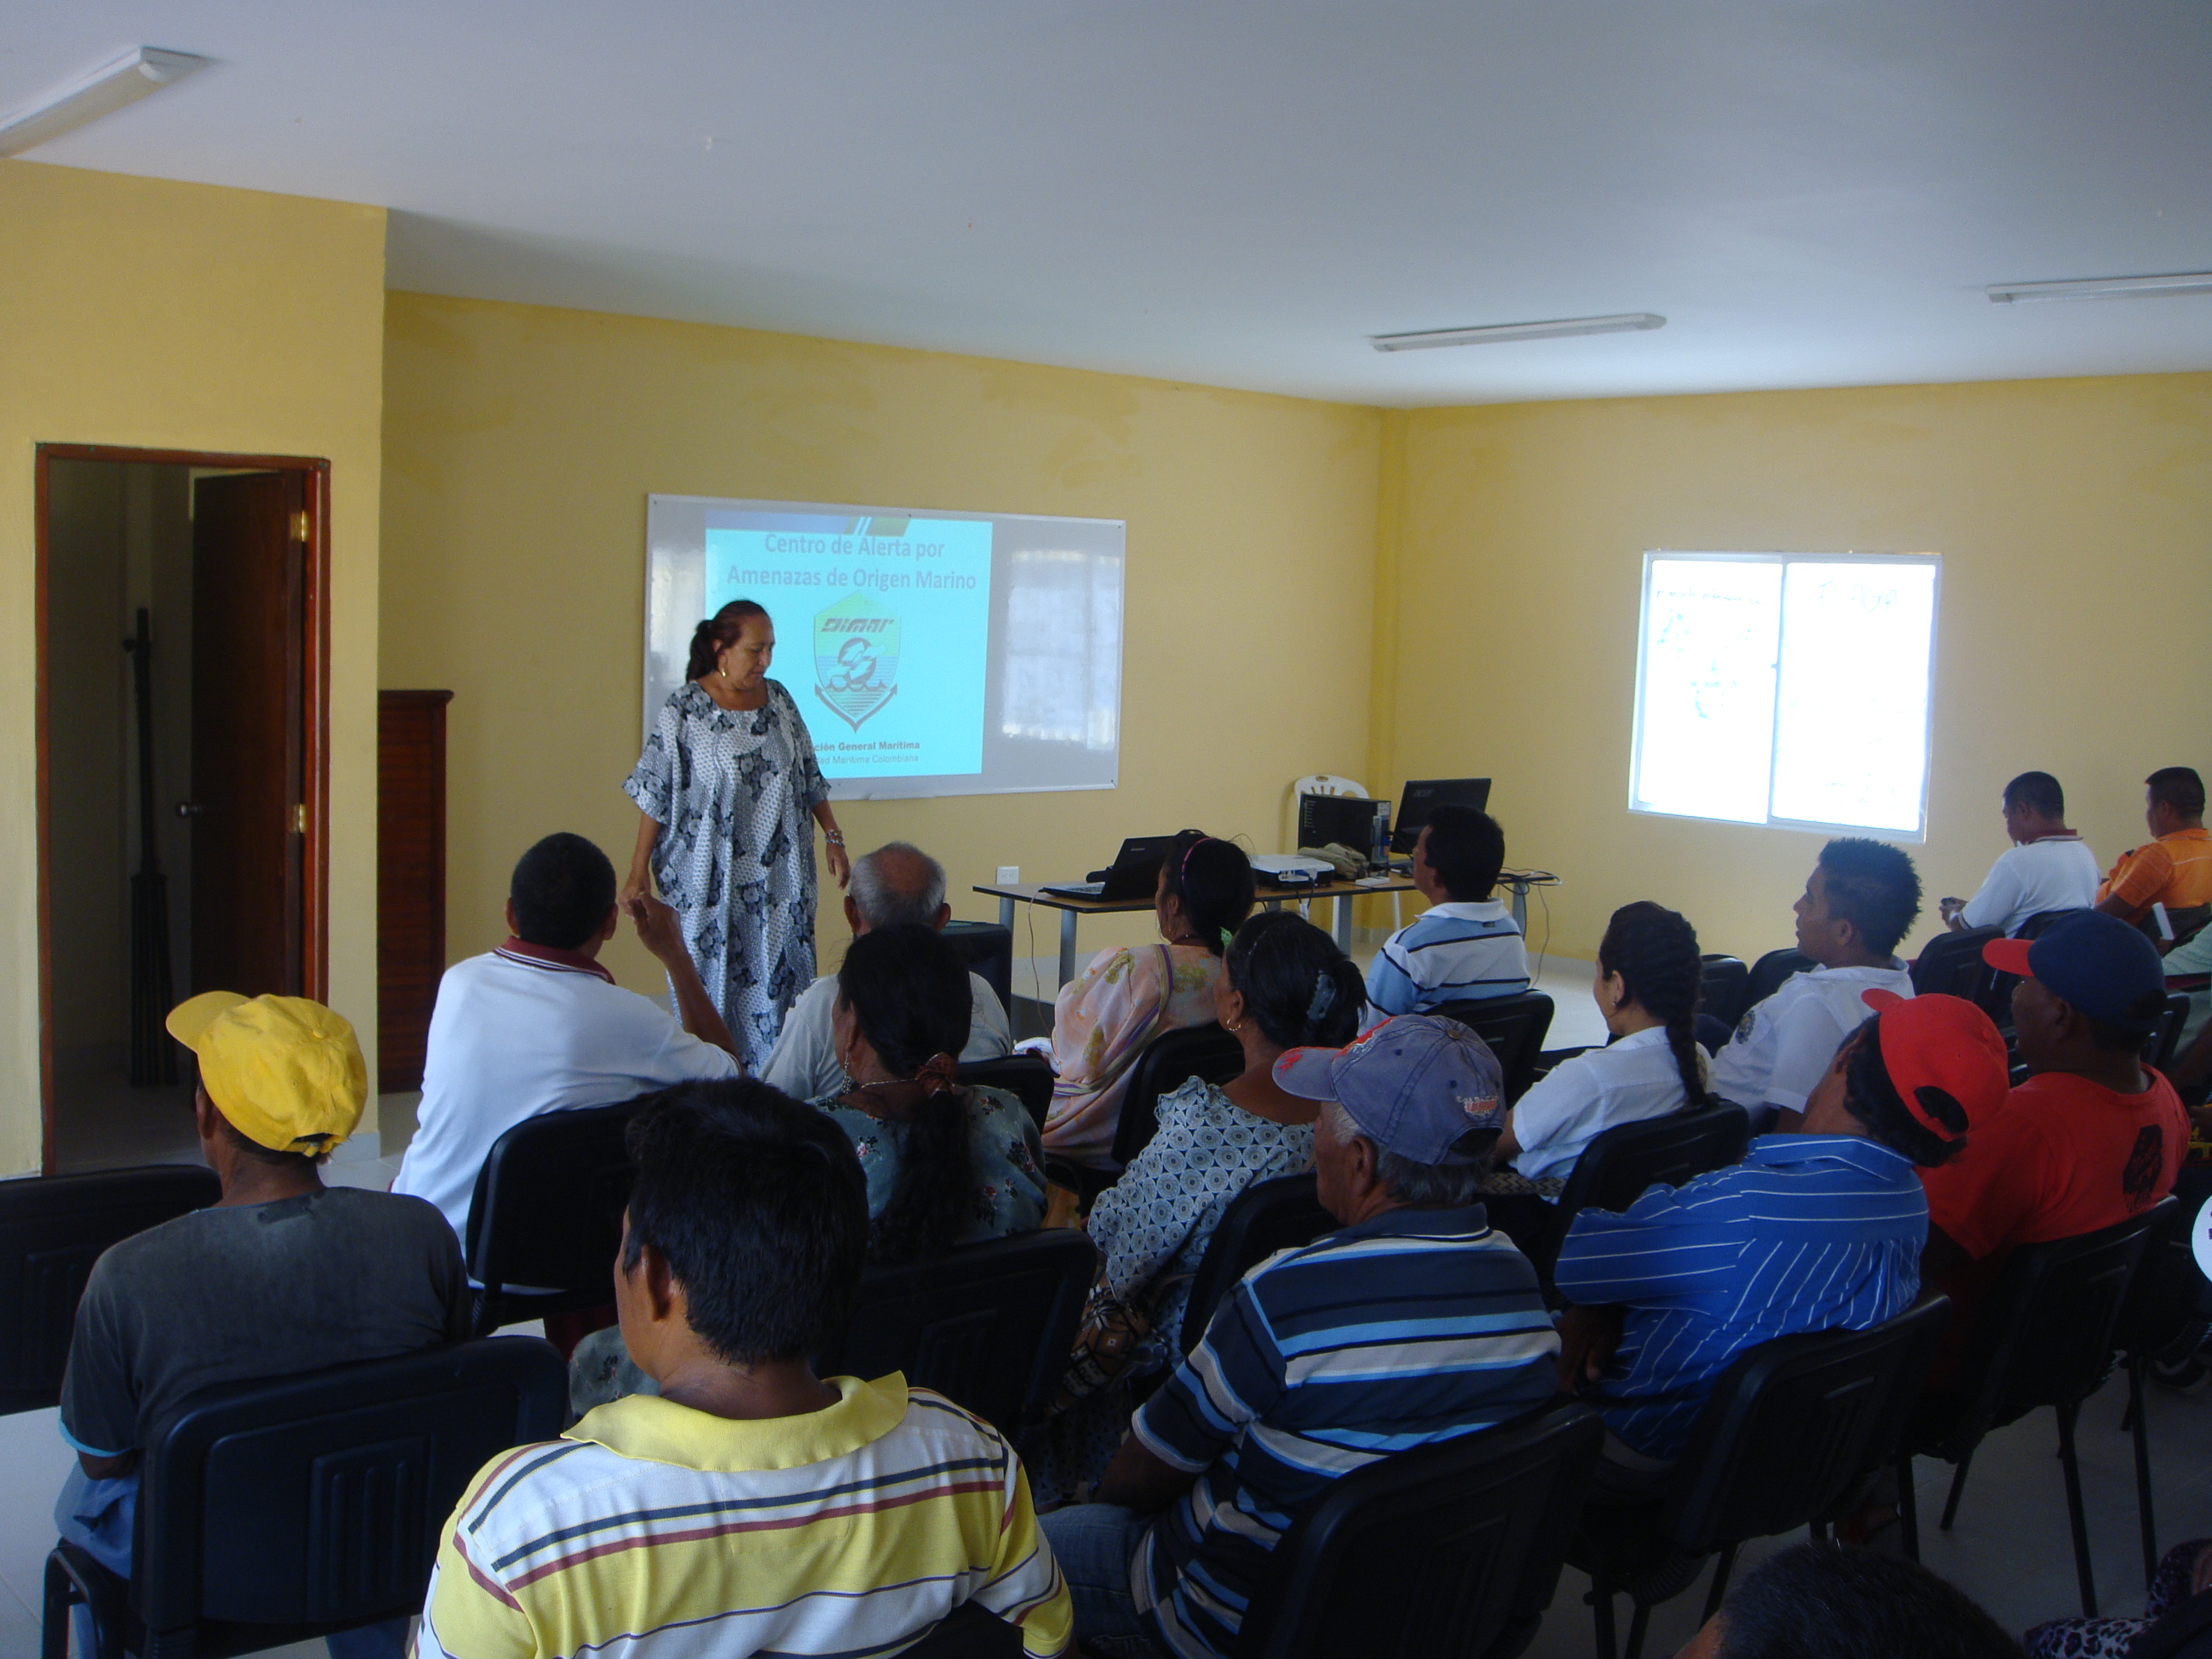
[1985,273,2212,304]
[1369,312,1666,352]
[0,47,210,159]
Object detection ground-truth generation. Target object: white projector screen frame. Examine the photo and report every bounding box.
[1628,549,1941,840]
[643,494,1125,800]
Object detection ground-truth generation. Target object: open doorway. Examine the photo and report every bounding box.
[36,444,330,1175]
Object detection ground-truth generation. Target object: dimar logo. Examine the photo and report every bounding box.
[812,591,900,731]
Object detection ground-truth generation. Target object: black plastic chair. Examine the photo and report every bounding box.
[2145,905,2212,953]
[1430,991,1556,1105]
[1743,948,1813,1010]
[1532,1104,1751,1287]
[942,920,1015,1014]
[1181,1173,1336,1358]
[898,1603,1025,1657]
[1901,1206,2160,1617]
[2117,1197,2212,1586]
[464,1098,648,1335]
[2,1166,221,1415]
[1698,956,1751,1033]
[1576,1293,1952,1659]
[2145,994,2194,1071]
[1109,1023,1245,1169]
[823,1228,1096,1435]
[1910,926,2001,1000]
[956,1054,1054,1130]
[1236,1401,1604,1659]
[42,1336,567,1659]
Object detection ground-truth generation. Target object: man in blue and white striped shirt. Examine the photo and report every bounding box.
[1040,1016,1560,1659]
[1553,991,2009,1480]
[1364,806,1530,1022]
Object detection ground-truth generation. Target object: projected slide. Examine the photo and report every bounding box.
[704,511,993,779]
[644,496,1125,800]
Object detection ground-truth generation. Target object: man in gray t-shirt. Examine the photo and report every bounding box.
[56,992,467,1659]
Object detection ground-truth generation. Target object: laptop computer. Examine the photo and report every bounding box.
[1392,777,1492,854]
[1042,835,1176,902]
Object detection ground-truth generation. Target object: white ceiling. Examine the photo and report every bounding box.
[6,2,2210,405]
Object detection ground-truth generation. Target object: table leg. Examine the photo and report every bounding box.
[998,896,1015,930]
[1059,909,1079,990]
[1333,891,1355,953]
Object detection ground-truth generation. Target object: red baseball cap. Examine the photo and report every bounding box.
[1858,990,2008,1139]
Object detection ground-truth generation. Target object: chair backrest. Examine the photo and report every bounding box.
[1429,991,1556,1104]
[134,1336,566,1639]
[1698,956,1751,1032]
[1952,1205,2160,1440]
[2148,905,2212,953]
[0,1165,220,1414]
[1536,1104,1751,1279]
[956,1055,1055,1130]
[1910,927,2000,1000]
[2119,1196,2212,1367]
[1744,948,1814,1010]
[942,919,1014,1014]
[1182,1173,1336,1357]
[823,1228,1096,1434]
[2145,993,2194,1071]
[1235,1402,1603,1659]
[1660,1293,1953,1553]
[466,1098,645,1305]
[1112,1023,1245,1168]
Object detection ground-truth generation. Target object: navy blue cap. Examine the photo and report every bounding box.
[1983,910,2168,1031]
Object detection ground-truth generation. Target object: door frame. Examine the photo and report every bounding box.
[33,443,332,1173]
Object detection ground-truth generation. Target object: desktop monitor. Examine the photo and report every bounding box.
[1297,793,1386,856]
[1392,778,1492,853]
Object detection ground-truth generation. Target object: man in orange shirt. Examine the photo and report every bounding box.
[2097,767,2212,927]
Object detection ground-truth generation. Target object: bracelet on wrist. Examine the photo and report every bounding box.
[823,830,845,846]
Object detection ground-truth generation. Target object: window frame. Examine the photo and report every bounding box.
[1627,549,1942,842]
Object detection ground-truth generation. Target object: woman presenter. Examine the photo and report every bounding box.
[623,599,851,1070]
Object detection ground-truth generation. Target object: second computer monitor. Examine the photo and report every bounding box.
[1393,777,1492,853]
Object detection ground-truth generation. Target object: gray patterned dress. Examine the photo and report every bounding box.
[625,679,829,1071]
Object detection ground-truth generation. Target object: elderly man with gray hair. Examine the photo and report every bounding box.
[762,841,1013,1100]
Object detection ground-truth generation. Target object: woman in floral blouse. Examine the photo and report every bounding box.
[1040,831,1256,1168]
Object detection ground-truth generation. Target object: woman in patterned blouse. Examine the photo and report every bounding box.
[622,600,850,1071]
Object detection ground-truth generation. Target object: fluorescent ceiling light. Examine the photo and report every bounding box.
[1985,273,2212,304]
[1370,312,1666,352]
[0,47,210,159]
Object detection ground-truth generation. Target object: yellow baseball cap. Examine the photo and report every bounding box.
[165,991,366,1156]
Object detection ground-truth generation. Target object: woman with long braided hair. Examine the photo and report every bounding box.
[1496,899,1712,1186]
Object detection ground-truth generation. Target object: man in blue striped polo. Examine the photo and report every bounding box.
[1362,806,1530,1022]
[1040,1015,1561,1659]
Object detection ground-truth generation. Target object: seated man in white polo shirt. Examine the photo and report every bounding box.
[1709,838,1920,1130]
[762,841,1012,1101]
[1937,771,2098,937]
[394,833,741,1244]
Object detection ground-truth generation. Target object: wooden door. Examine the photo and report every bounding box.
[378,691,452,1092]
[190,472,306,997]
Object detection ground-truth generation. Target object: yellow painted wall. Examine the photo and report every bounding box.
[0,162,388,1175]
[379,292,1381,996]
[1375,375,2212,968]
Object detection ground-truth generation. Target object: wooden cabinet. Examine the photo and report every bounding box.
[378,691,452,1094]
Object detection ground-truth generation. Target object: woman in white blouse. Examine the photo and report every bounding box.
[1494,901,1711,1200]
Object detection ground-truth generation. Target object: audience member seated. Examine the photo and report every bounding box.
[763,840,1012,1100]
[2097,766,2212,930]
[1028,912,1365,1504]
[1362,805,1529,1021]
[1680,1542,2023,1659]
[820,923,1047,1255]
[421,1081,1071,1659]
[1939,770,2099,936]
[1039,1015,1559,1659]
[1484,900,1710,1248]
[394,832,740,1243]
[1041,830,1255,1168]
[2025,1538,2212,1659]
[59,993,468,1659]
[1709,837,1921,1128]
[1555,992,2000,1489]
[1920,912,2188,1380]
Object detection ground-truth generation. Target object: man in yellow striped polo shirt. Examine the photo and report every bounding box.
[416,1080,1070,1659]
